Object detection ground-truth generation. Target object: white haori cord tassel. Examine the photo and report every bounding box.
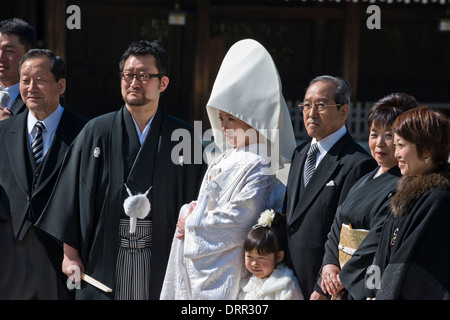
[123,183,152,234]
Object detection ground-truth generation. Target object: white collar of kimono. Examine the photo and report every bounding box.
[206,39,296,170]
[131,113,154,146]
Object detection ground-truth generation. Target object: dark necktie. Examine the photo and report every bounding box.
[32,121,45,165]
[304,143,319,186]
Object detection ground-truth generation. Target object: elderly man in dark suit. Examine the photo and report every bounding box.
[0,18,36,120]
[0,49,88,299]
[284,75,377,299]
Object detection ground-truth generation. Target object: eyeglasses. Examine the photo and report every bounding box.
[120,72,163,83]
[298,102,341,113]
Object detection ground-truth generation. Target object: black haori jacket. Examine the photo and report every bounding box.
[37,106,206,299]
[370,164,450,300]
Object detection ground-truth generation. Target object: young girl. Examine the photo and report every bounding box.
[238,209,304,300]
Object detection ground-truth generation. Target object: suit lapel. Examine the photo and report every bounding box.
[4,111,31,196]
[288,133,352,226]
[9,96,26,116]
[285,144,308,223]
[32,110,74,196]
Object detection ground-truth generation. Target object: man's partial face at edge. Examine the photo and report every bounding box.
[0,33,26,87]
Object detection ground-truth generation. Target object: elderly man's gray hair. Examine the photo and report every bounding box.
[308,75,352,107]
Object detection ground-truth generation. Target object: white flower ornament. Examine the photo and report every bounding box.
[253,209,275,229]
[123,183,152,234]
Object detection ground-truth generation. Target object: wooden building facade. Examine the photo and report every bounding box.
[3,0,450,140]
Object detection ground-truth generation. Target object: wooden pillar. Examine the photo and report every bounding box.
[44,0,67,61]
[342,2,360,103]
[193,0,210,122]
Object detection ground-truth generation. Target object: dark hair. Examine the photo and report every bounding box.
[392,106,450,168]
[243,210,286,256]
[0,18,36,51]
[119,40,170,77]
[367,93,418,130]
[19,49,65,82]
[308,75,351,107]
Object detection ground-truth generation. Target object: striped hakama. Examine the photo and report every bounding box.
[115,218,152,300]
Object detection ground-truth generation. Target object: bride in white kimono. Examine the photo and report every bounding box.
[160,39,296,300]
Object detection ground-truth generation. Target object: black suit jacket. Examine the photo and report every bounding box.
[284,132,377,298]
[0,108,88,271]
[0,203,37,300]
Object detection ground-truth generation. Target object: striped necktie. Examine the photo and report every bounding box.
[32,121,45,165]
[304,143,319,186]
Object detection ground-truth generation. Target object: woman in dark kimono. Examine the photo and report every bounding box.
[369,106,450,300]
[312,93,418,300]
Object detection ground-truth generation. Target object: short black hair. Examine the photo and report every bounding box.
[243,210,286,256]
[0,18,36,51]
[19,49,65,82]
[367,92,418,130]
[119,40,170,77]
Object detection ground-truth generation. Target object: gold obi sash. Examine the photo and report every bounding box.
[338,223,369,268]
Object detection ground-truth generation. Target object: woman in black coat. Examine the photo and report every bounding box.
[313,93,418,300]
[369,106,450,300]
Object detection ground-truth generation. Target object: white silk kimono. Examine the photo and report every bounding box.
[160,143,286,299]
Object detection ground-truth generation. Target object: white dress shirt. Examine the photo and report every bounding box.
[27,105,64,159]
[308,125,347,170]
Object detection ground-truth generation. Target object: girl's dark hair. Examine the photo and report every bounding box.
[243,210,286,256]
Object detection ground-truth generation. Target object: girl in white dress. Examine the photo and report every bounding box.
[160,39,296,300]
[238,210,304,300]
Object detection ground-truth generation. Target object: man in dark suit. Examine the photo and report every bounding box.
[0,193,37,300]
[284,75,377,299]
[0,49,88,299]
[0,18,36,120]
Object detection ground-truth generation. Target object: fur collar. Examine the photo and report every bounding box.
[390,164,450,217]
[241,263,294,294]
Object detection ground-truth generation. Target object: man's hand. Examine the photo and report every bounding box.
[310,290,328,300]
[176,201,197,239]
[63,243,85,277]
[321,264,344,299]
[0,108,12,120]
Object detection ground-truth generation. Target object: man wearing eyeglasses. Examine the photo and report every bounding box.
[38,40,206,300]
[284,75,377,299]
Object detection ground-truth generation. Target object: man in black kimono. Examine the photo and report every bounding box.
[0,49,88,299]
[38,40,206,300]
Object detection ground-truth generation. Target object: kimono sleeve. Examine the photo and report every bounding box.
[184,167,275,259]
[339,200,391,299]
[37,127,98,253]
